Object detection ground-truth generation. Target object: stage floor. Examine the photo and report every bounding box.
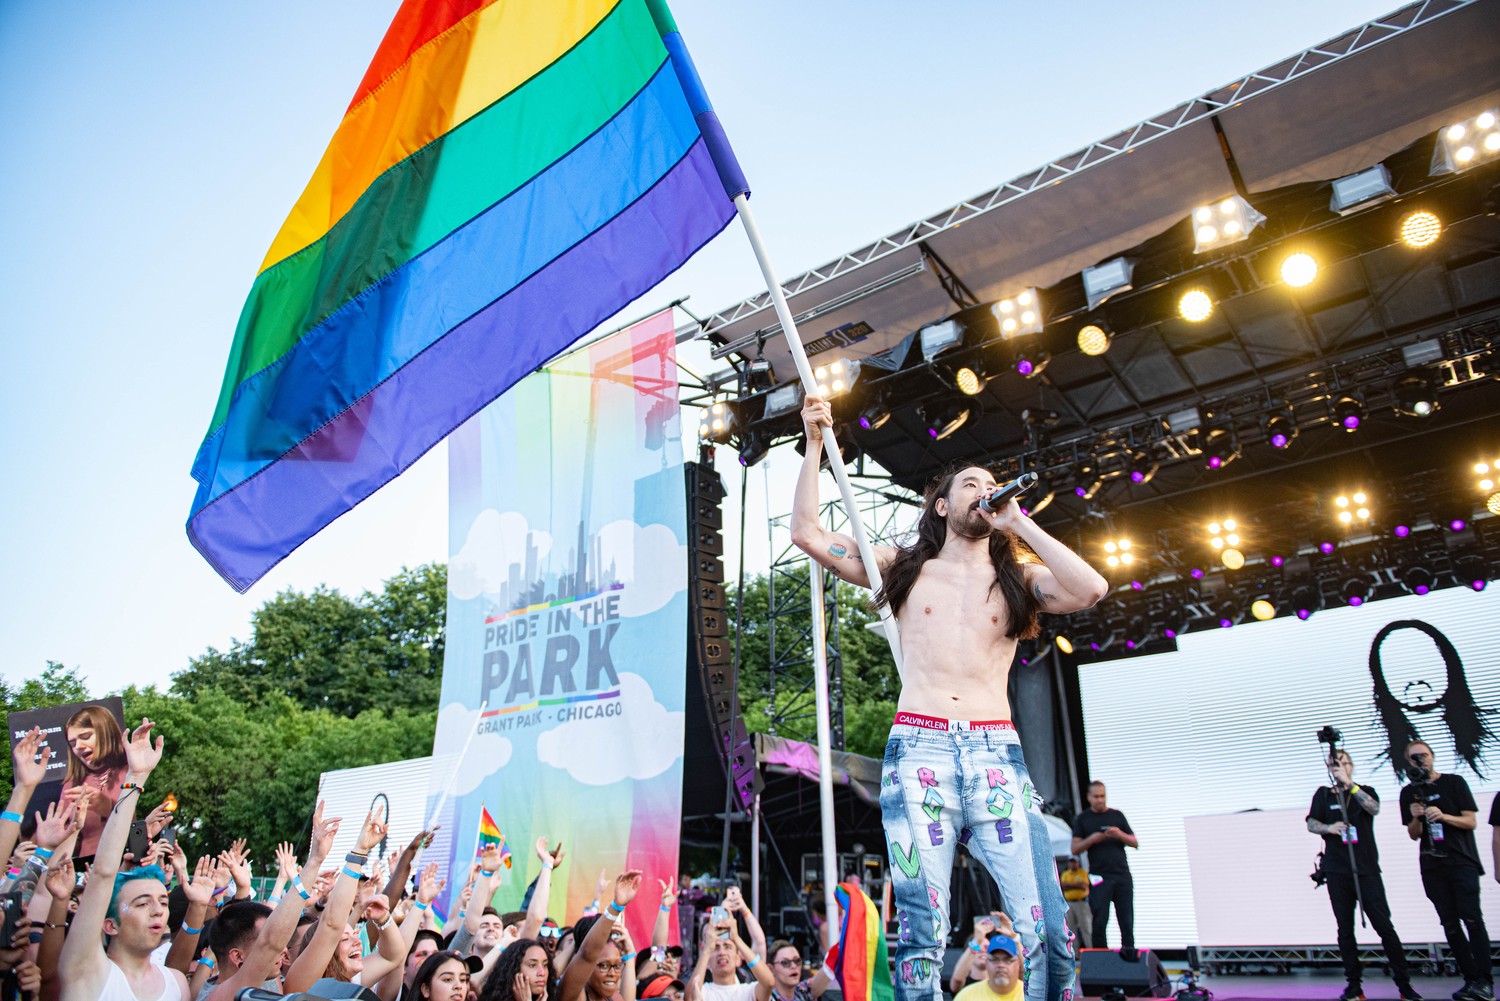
[1085,971,1468,1000]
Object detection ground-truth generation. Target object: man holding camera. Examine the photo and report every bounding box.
[1399,740,1490,1001]
[1071,781,1138,960]
[1306,749,1417,1001]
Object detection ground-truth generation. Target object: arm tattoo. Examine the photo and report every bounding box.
[1352,789,1380,816]
[1033,582,1056,605]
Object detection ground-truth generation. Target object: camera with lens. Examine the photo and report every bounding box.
[1316,726,1341,746]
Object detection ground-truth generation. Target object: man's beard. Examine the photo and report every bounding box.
[948,505,991,541]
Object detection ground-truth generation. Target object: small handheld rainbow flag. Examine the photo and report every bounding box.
[832,882,893,1001]
[476,806,513,869]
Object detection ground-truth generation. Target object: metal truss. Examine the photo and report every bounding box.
[693,0,1478,344]
[1197,941,1497,976]
[761,478,920,747]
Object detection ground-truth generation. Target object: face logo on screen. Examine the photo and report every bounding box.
[1369,618,1496,779]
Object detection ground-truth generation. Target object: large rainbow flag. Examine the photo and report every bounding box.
[189,0,746,591]
[832,882,893,1001]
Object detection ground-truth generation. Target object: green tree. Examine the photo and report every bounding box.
[0,661,92,789]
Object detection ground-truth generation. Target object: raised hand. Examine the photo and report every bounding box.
[183,856,217,907]
[170,843,189,886]
[11,728,51,790]
[416,862,445,906]
[657,878,675,907]
[478,843,504,876]
[275,841,300,880]
[355,805,388,854]
[219,841,252,889]
[211,858,233,893]
[613,870,643,908]
[43,850,75,901]
[124,718,164,780]
[32,801,78,850]
[143,803,173,839]
[535,837,552,864]
[550,841,566,866]
[723,885,744,913]
[594,867,610,901]
[309,801,341,865]
[362,893,392,927]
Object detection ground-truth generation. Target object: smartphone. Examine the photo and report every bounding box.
[710,905,729,938]
[0,890,24,950]
[161,826,178,849]
[127,820,149,861]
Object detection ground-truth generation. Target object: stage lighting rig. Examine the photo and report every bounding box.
[698,399,736,442]
[1178,288,1214,323]
[1280,251,1318,288]
[857,397,892,431]
[1082,257,1135,311]
[1329,164,1397,215]
[951,364,988,396]
[1015,349,1051,379]
[813,357,857,398]
[1332,392,1366,432]
[1077,323,1112,357]
[1290,581,1322,620]
[763,382,802,418]
[1126,449,1159,485]
[1250,597,1276,621]
[1400,565,1436,596]
[920,400,973,441]
[1263,408,1298,449]
[1454,553,1488,592]
[1191,194,1265,254]
[1333,491,1372,527]
[991,288,1043,338]
[737,431,771,468]
[919,318,964,361]
[746,357,776,392]
[1400,210,1442,248]
[1433,110,1500,174]
[1340,572,1372,607]
[1393,371,1439,417]
[1102,537,1135,569]
[1200,427,1239,469]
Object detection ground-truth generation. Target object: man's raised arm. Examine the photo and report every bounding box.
[790,394,892,589]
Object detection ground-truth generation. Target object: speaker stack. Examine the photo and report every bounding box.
[1077,948,1172,998]
[686,461,757,810]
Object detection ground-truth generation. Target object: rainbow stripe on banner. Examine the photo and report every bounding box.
[832,882,893,1001]
[477,805,512,869]
[189,0,745,591]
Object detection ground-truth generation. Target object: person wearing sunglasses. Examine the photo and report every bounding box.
[1398,740,1489,1001]
[764,940,831,1001]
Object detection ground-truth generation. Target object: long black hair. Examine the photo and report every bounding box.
[482,939,549,1001]
[873,462,1042,639]
[1370,618,1496,779]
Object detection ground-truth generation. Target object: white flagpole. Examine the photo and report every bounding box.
[427,700,489,832]
[730,193,904,934]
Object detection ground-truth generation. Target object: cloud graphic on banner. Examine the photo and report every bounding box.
[449,509,554,600]
[433,701,512,796]
[536,672,682,785]
[597,520,685,617]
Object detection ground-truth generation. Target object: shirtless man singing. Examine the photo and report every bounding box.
[792,395,1107,1001]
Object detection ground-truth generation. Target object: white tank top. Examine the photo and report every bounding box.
[98,960,187,1001]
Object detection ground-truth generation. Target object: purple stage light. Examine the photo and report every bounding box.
[1164,628,1178,639]
[1450,518,1468,532]
[859,416,873,430]
[928,427,938,439]
[1319,542,1335,554]
[1270,555,1285,567]
[1270,433,1290,448]
[1415,584,1431,595]
[1208,456,1223,470]
[1219,618,1233,628]
[1472,579,1488,592]
[1130,580,1144,591]
[1016,359,1034,376]
[738,455,749,467]
[1296,608,1312,620]
[1130,470,1145,483]
[1341,414,1361,430]
[1125,640,1136,650]
[1090,642,1100,651]
[1020,507,1030,516]
[1019,658,1029,666]
[1074,486,1088,498]
[1393,525,1411,538]
[1190,568,1205,579]
[1348,595,1364,607]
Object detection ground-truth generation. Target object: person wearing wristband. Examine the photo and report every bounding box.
[162,853,218,979]
[954,934,1024,1001]
[689,911,774,1001]
[451,843,507,955]
[949,914,1012,995]
[57,718,186,1001]
[0,729,51,876]
[559,870,643,1001]
[518,837,564,951]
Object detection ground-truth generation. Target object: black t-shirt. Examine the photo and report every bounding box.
[1307,784,1382,875]
[1072,808,1134,874]
[1490,791,1500,827]
[1397,772,1483,872]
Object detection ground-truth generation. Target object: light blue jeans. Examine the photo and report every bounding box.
[881,716,1075,1001]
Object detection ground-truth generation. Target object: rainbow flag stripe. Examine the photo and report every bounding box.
[189,0,744,591]
[832,882,893,1001]
[477,805,512,868]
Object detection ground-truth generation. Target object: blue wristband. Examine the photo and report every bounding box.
[621,951,637,963]
[33,846,53,861]
[660,904,672,913]
[415,901,430,911]
[0,812,21,825]
[341,866,364,881]
[292,876,312,901]
[746,955,760,969]
[607,901,625,916]
[181,923,202,936]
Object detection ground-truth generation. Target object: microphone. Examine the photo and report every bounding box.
[979,472,1040,513]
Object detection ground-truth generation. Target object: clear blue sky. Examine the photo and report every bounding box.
[0,1,1402,693]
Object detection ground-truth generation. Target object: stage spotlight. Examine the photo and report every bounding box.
[737,432,770,468]
[1191,194,1265,253]
[1330,164,1396,215]
[1434,110,1500,174]
[1489,492,1500,516]
[1055,635,1075,655]
[1015,350,1051,378]
[1082,257,1135,311]
[1474,457,1500,496]
[763,382,803,418]
[813,357,858,398]
[1332,393,1365,432]
[920,400,973,441]
[1393,372,1439,417]
[1221,547,1245,570]
[1127,450,1159,485]
[1454,554,1488,591]
[698,399,735,442]
[1102,538,1135,569]
[746,357,776,392]
[1077,323,1112,356]
[1400,210,1442,248]
[1400,565,1436,596]
[919,318,964,360]
[1074,478,1103,502]
[1280,252,1318,288]
[1251,598,1276,621]
[1201,427,1238,469]
[1333,491,1372,526]
[1341,573,1372,607]
[991,288,1044,338]
[1178,289,1214,322]
[1290,582,1322,620]
[1206,519,1240,550]
[857,396,892,431]
[954,366,987,396]
[1263,409,1298,449]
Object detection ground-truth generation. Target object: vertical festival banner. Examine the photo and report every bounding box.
[429,310,687,946]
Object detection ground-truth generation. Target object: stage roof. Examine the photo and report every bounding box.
[694,1,1500,386]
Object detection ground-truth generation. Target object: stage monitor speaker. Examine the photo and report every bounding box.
[1078,949,1171,998]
